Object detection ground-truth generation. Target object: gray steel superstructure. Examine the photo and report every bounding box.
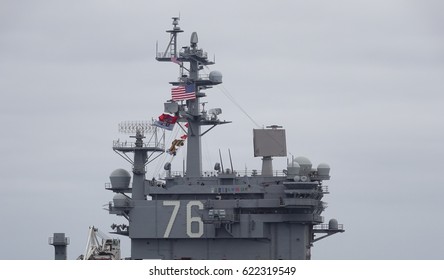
[106,18,344,260]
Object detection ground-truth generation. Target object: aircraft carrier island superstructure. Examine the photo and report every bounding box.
[105,18,344,260]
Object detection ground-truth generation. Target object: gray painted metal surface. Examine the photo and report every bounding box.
[106,18,344,260]
[49,233,69,260]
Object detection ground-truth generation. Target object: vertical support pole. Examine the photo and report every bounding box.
[261,156,273,176]
[132,131,147,200]
[186,42,202,177]
[49,233,69,260]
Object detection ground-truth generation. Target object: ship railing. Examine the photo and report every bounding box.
[156,52,175,59]
[313,224,344,230]
[113,140,165,149]
[48,237,70,245]
[322,185,329,193]
[236,170,286,177]
[180,49,208,58]
[204,213,240,223]
[169,170,287,177]
[199,74,209,80]
[156,50,209,60]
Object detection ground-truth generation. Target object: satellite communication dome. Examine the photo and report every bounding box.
[113,194,129,208]
[209,71,223,84]
[328,219,339,230]
[109,169,131,189]
[317,163,330,176]
[293,156,312,175]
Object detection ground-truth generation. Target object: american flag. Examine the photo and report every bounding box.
[171,84,196,101]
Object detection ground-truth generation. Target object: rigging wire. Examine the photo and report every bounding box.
[199,66,262,129]
[199,67,286,160]
[217,84,262,129]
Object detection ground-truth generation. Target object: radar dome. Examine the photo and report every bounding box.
[190,32,198,44]
[113,194,129,208]
[109,169,131,189]
[328,219,339,230]
[209,71,223,84]
[293,156,312,175]
[317,163,330,176]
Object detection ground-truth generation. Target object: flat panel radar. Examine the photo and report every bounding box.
[253,128,287,157]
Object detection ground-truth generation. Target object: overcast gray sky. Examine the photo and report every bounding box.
[1,0,443,260]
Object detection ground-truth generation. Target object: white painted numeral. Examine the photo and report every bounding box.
[186,201,204,238]
[162,201,180,238]
[162,200,204,238]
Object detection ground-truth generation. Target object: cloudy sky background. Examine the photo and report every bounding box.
[1,0,443,259]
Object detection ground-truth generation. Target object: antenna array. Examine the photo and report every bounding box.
[118,121,154,134]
